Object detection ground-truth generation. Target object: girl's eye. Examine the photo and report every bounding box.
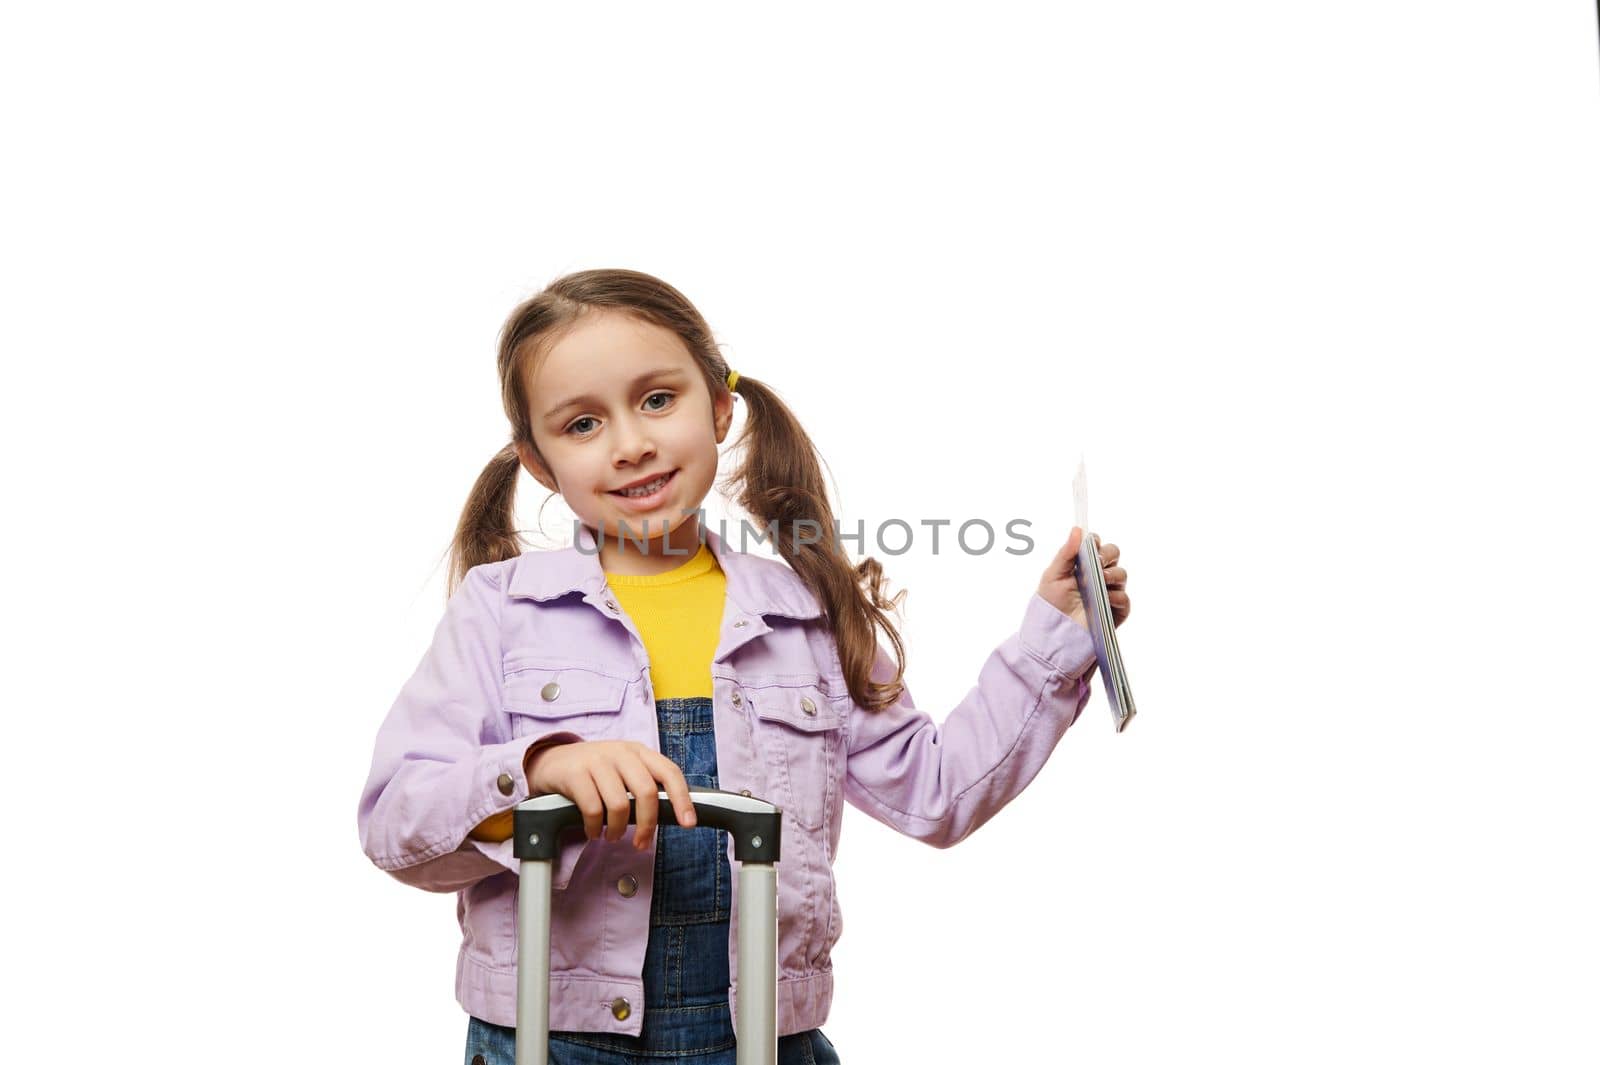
[564,393,673,436]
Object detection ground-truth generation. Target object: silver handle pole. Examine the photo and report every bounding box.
[736,861,778,1065]
[515,858,553,1065]
[512,788,783,1065]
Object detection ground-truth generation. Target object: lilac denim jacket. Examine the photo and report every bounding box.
[356,522,1097,1036]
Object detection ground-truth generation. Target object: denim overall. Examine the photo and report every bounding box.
[465,696,841,1065]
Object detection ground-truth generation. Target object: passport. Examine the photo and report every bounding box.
[1074,456,1137,732]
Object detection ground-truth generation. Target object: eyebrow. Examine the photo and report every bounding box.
[542,367,689,421]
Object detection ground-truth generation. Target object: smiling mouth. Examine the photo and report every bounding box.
[610,470,678,498]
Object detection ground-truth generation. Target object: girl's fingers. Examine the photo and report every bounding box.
[1046,527,1084,578]
[590,764,631,842]
[571,776,606,842]
[643,749,698,830]
[1103,566,1128,587]
[616,756,662,851]
[1063,531,1125,578]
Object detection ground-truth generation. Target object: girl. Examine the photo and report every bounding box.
[357,268,1132,1065]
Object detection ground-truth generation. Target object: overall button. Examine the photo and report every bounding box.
[610,997,631,1021]
[617,874,638,898]
[540,682,560,701]
[472,1056,485,1065]
[496,772,515,796]
[801,696,817,716]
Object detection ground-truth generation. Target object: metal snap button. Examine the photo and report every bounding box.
[605,599,619,612]
[617,874,638,897]
[734,619,748,627]
[496,772,515,796]
[541,682,560,701]
[731,691,742,706]
[611,997,631,1021]
[740,789,752,797]
[801,696,817,716]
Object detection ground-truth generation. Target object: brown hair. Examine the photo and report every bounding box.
[445,268,907,713]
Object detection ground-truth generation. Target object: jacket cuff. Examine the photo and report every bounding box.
[464,828,590,891]
[1018,591,1098,677]
[466,732,588,889]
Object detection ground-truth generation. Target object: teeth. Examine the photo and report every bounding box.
[619,473,670,497]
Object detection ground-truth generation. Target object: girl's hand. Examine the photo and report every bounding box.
[1037,526,1131,631]
[527,740,699,851]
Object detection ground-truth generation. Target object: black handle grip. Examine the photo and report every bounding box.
[513,785,782,863]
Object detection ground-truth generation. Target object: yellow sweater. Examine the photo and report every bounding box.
[602,540,722,700]
[467,542,724,842]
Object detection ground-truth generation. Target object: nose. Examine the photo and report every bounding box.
[611,412,656,468]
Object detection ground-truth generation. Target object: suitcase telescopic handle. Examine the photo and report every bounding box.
[513,786,783,863]
[511,786,784,1065]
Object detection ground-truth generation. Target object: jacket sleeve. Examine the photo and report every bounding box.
[356,562,590,892]
[841,591,1098,849]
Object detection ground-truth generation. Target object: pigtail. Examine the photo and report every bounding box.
[724,374,909,714]
[446,445,526,598]
[444,290,571,600]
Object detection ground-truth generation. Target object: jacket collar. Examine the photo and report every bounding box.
[506,521,825,622]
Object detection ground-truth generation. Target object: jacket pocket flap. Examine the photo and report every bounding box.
[748,683,841,733]
[504,665,628,718]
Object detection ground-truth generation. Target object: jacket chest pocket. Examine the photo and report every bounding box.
[502,655,630,741]
[747,680,843,832]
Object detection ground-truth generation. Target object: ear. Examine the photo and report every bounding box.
[713,388,735,445]
[515,439,559,494]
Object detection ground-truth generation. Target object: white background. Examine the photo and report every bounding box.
[4,2,1597,1062]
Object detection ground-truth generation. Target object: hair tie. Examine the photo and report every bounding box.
[726,370,741,392]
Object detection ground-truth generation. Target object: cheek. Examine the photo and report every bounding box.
[672,442,721,491]
[667,420,720,463]
[540,452,604,506]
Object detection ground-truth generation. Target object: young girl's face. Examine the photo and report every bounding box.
[519,309,733,559]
